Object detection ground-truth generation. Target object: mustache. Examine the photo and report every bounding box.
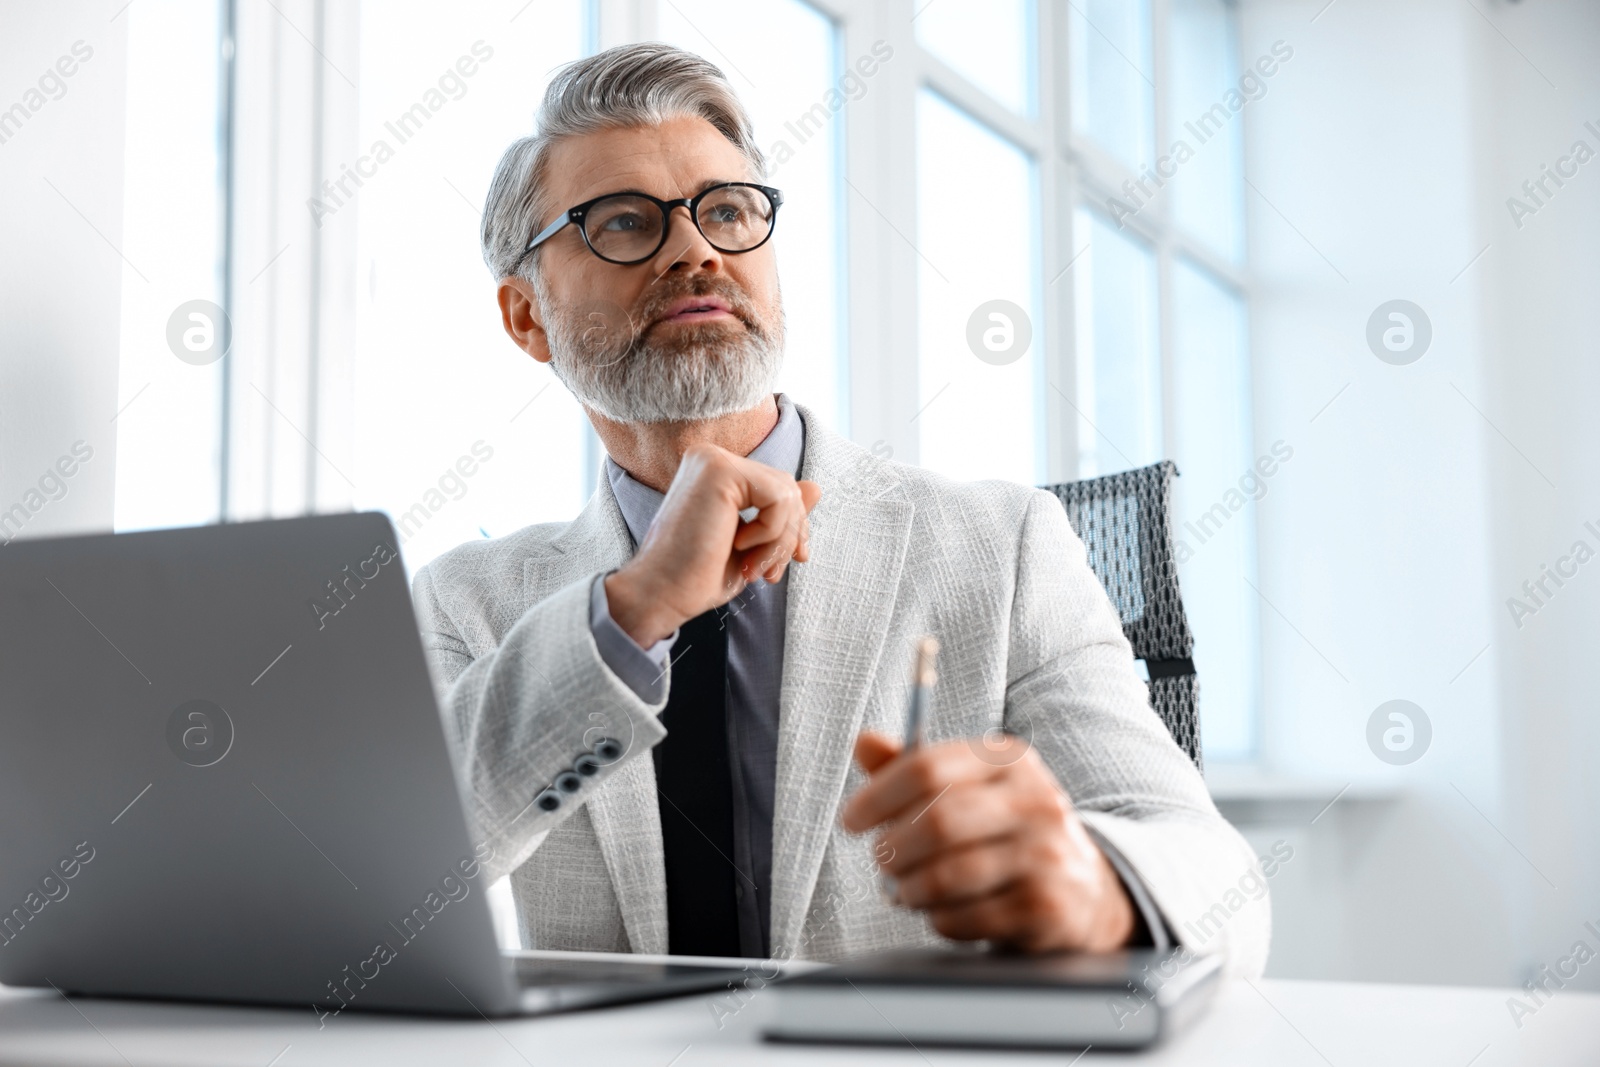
[632,275,762,336]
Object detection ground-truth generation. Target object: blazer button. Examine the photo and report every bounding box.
[574,753,602,777]
[591,737,624,763]
[554,770,583,794]
[534,788,563,813]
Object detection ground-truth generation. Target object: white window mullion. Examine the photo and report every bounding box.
[1054,0,1089,484]
[1172,232,1249,294]
[1038,0,1076,484]
[915,51,1044,159]
[1151,0,1176,461]
[595,0,657,48]
[311,0,361,516]
[226,0,359,521]
[1151,0,1172,188]
[229,0,316,520]
[843,0,920,459]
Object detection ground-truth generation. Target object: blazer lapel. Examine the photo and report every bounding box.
[523,479,670,955]
[769,414,913,958]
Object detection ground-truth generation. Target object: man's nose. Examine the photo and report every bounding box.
[650,204,723,275]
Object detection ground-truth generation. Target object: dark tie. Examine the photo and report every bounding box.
[653,608,742,957]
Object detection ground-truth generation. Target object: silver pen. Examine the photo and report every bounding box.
[883,636,939,904]
[903,635,940,750]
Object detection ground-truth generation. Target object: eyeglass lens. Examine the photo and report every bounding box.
[582,186,774,262]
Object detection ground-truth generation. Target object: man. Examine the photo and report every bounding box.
[414,42,1268,974]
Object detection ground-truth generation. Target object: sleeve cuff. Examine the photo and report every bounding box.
[588,571,677,704]
[1086,823,1173,951]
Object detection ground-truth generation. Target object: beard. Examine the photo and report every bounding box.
[536,272,785,424]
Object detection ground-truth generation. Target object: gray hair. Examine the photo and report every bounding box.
[480,43,766,282]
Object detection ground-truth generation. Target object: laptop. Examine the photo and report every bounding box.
[0,513,754,1016]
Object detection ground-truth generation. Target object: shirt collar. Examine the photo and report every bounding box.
[604,393,804,547]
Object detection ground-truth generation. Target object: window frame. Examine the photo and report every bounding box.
[603,0,1255,480]
[214,0,1261,758]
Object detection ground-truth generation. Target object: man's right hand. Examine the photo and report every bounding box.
[603,443,822,647]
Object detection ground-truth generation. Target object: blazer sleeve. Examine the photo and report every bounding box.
[411,562,668,885]
[1003,488,1271,978]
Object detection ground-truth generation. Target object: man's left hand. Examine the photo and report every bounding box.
[840,731,1138,954]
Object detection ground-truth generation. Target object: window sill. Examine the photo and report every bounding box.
[1205,764,1403,821]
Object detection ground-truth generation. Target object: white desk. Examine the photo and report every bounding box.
[1,978,1595,1066]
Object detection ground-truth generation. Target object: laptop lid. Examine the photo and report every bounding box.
[0,513,519,1016]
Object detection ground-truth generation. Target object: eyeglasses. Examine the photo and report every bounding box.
[519,182,783,267]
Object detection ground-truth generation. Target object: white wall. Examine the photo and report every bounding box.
[0,1,128,542]
[1474,0,1600,996]
[1234,0,1599,990]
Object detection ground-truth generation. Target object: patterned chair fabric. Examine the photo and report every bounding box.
[1041,461,1202,770]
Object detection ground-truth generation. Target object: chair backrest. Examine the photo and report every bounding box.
[1041,461,1202,770]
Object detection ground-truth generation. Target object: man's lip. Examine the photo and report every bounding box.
[654,295,736,324]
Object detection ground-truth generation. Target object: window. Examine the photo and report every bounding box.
[114,0,228,532]
[1170,259,1256,760]
[350,0,589,571]
[915,90,1039,485]
[1070,0,1153,171]
[1067,1,1258,758]
[1167,0,1244,261]
[118,0,1260,761]
[1071,208,1161,478]
[657,0,845,432]
[915,0,1035,115]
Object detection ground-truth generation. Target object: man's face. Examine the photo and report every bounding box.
[519,114,785,423]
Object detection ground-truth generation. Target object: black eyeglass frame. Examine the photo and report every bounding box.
[518,181,784,267]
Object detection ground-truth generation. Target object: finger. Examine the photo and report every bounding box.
[768,505,814,580]
[759,550,792,584]
[839,741,1006,832]
[792,513,811,563]
[739,497,810,583]
[731,505,804,567]
[732,548,769,586]
[876,781,1018,876]
[924,881,1042,947]
[719,560,750,601]
[730,490,801,552]
[894,838,1022,910]
[728,468,820,557]
[790,482,819,566]
[733,537,795,583]
[931,875,1109,954]
[727,458,806,545]
[853,731,902,775]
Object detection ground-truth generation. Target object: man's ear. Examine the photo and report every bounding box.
[497,276,552,364]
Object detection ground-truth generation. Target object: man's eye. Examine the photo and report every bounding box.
[705,205,742,223]
[601,213,648,232]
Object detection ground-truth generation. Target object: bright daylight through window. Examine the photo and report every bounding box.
[113,0,1261,765]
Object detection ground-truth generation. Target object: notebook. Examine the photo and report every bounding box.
[764,944,1221,1051]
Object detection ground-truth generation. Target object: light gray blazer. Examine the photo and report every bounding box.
[411,406,1270,976]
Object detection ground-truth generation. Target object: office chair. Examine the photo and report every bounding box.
[1041,461,1202,770]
